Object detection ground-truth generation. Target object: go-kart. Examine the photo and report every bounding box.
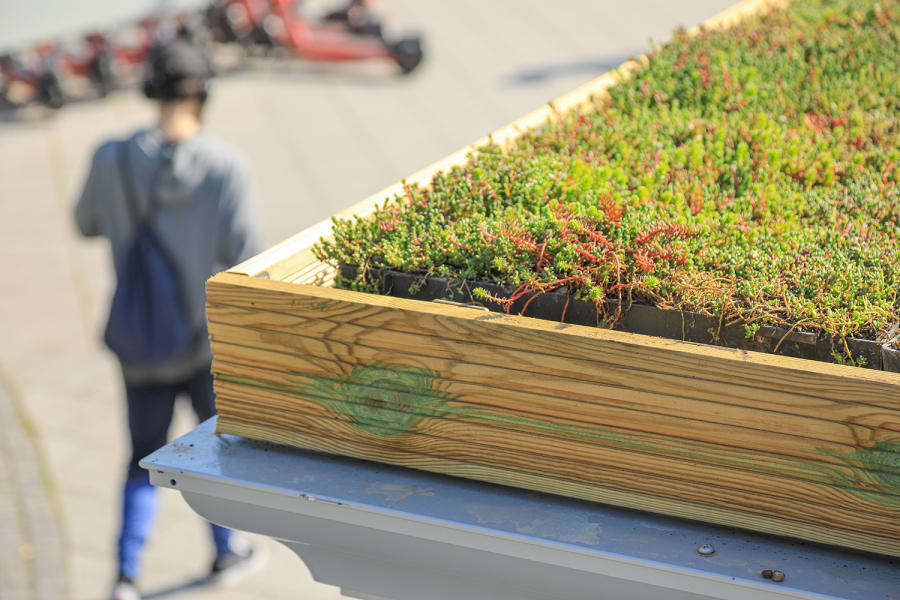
[205,0,423,73]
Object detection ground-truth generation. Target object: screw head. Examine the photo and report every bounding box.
[771,570,786,582]
[697,544,715,556]
[761,569,773,579]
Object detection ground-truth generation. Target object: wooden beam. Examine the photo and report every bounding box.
[209,352,893,485]
[207,274,900,405]
[207,272,900,556]
[206,302,900,434]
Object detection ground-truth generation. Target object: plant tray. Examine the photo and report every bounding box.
[339,264,895,371]
[206,0,900,558]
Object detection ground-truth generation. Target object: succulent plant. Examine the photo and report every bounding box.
[316,0,900,360]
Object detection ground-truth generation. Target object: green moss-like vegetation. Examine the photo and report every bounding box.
[315,0,900,358]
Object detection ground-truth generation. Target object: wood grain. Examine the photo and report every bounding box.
[207,303,900,441]
[207,273,900,556]
[207,324,900,491]
[207,275,900,408]
[210,351,893,481]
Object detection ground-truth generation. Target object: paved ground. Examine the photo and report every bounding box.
[0,1,735,599]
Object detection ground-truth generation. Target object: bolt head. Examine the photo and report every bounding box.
[761,569,773,579]
[772,570,786,582]
[697,544,715,556]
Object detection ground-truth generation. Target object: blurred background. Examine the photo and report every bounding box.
[0,1,734,598]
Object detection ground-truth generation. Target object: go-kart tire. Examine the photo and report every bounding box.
[0,84,18,111]
[39,72,65,109]
[249,22,276,49]
[92,51,115,97]
[390,37,423,74]
[206,5,239,43]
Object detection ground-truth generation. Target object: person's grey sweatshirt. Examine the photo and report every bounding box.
[75,128,260,384]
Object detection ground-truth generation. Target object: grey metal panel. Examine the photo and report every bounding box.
[141,418,899,600]
[184,491,749,600]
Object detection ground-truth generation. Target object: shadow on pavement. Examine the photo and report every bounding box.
[505,54,634,86]
[218,53,411,87]
[0,79,134,124]
[0,97,87,123]
[142,576,214,599]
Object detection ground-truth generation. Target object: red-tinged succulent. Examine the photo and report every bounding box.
[316,0,900,361]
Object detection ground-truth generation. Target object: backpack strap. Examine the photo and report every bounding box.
[117,140,166,227]
[116,141,141,224]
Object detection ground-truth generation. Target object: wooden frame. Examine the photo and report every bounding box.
[207,0,900,557]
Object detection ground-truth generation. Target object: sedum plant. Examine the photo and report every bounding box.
[316,0,900,353]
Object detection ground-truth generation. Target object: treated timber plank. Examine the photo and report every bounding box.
[207,303,900,441]
[229,0,788,280]
[207,275,900,410]
[213,379,900,523]
[282,263,325,283]
[216,416,900,557]
[210,278,900,551]
[211,356,899,490]
[208,330,900,496]
[206,317,900,453]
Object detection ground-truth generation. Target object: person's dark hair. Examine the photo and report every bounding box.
[142,36,213,103]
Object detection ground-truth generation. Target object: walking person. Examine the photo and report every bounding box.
[74,34,264,600]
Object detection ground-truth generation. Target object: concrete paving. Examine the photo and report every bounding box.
[0,1,735,598]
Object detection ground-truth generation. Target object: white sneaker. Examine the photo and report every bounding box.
[110,578,141,600]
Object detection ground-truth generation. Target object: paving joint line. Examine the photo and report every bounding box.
[0,365,71,599]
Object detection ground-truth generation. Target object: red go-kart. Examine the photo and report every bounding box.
[206,0,423,74]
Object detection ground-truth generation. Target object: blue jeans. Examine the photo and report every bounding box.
[118,367,232,580]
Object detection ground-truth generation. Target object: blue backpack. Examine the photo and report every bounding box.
[104,142,195,365]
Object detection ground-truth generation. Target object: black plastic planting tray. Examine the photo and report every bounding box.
[340,265,900,372]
